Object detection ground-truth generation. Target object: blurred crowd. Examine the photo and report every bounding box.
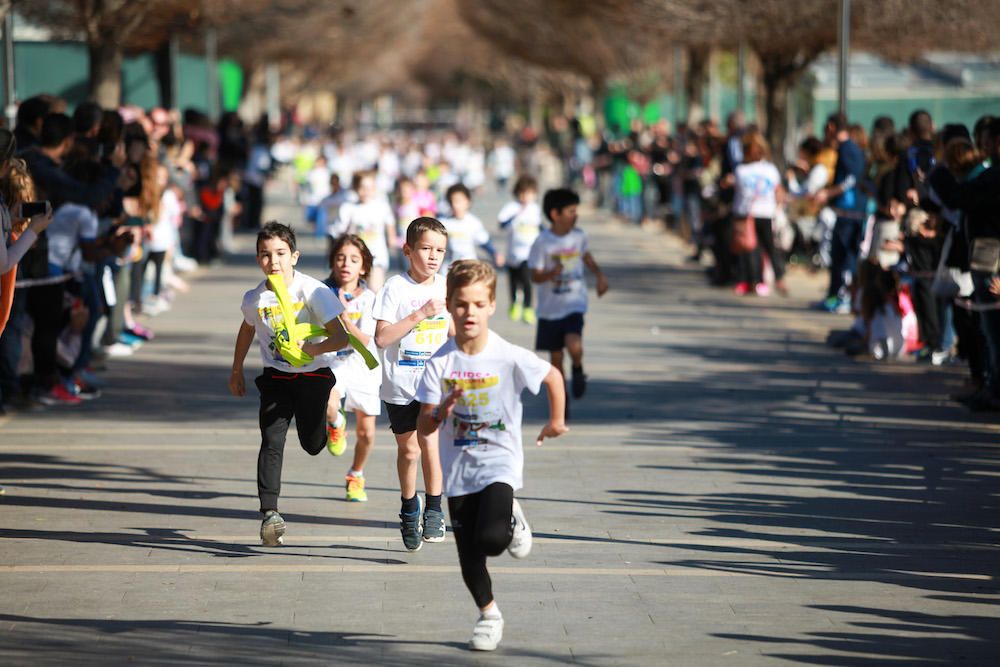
[0,94,264,414]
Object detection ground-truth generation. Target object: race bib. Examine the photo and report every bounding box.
[399,316,448,368]
[443,374,504,449]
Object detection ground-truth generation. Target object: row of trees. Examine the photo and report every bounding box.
[14,1,1000,149]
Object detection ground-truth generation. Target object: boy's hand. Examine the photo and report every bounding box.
[228,369,245,397]
[596,273,609,297]
[419,298,446,320]
[536,421,569,447]
[439,386,464,421]
[989,277,1000,296]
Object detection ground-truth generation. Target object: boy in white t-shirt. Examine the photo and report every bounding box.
[441,183,501,275]
[329,170,397,291]
[229,222,349,546]
[497,175,542,323]
[528,188,608,403]
[416,260,568,652]
[373,217,454,550]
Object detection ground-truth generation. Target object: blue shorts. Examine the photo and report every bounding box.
[535,312,584,352]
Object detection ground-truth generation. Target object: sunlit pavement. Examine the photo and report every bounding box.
[2,183,998,666]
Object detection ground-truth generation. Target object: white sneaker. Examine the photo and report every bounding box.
[469,615,504,651]
[508,498,532,559]
[104,342,134,358]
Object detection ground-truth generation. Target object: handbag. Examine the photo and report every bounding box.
[931,229,960,299]
[969,237,1000,273]
[730,215,758,254]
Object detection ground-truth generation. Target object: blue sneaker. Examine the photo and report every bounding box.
[423,505,445,543]
[400,495,423,551]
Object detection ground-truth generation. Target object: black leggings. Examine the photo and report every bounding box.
[507,262,532,308]
[736,216,785,284]
[27,282,67,390]
[144,251,167,297]
[448,482,514,608]
[255,367,336,512]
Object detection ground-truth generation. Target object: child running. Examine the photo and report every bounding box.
[416,260,568,651]
[529,188,609,402]
[373,217,454,550]
[323,234,381,502]
[441,183,501,275]
[329,170,397,291]
[229,221,349,545]
[497,175,543,323]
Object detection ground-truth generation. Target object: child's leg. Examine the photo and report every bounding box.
[565,334,584,368]
[518,263,533,309]
[351,410,376,472]
[418,428,443,496]
[448,483,514,610]
[326,386,342,424]
[549,349,565,378]
[292,369,337,455]
[395,430,421,500]
[256,370,296,512]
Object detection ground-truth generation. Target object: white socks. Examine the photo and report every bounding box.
[481,603,502,620]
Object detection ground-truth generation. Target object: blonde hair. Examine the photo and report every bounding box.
[446,260,496,302]
[1,158,37,235]
[741,130,771,163]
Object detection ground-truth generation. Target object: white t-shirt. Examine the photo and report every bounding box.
[443,213,490,267]
[498,201,542,264]
[48,203,98,275]
[324,281,380,396]
[528,228,590,320]
[415,331,551,497]
[331,199,395,269]
[150,188,181,253]
[241,270,344,374]
[733,160,781,219]
[374,272,451,405]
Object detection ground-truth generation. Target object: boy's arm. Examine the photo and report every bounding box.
[531,262,562,284]
[301,317,350,356]
[583,251,609,296]
[374,298,445,348]
[536,366,569,446]
[416,387,464,437]
[228,321,256,397]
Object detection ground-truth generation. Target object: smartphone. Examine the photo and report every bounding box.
[16,201,51,219]
[123,215,146,227]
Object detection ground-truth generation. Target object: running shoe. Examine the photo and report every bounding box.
[399,495,423,551]
[522,307,536,325]
[508,498,532,559]
[125,324,154,341]
[260,510,285,546]
[509,302,523,322]
[345,473,368,502]
[571,365,587,399]
[754,283,770,297]
[422,505,446,543]
[37,384,82,406]
[326,412,347,456]
[470,614,504,651]
[733,282,750,296]
[104,342,134,358]
[68,379,101,401]
[118,332,145,348]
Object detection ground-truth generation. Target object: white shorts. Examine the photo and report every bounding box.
[341,387,381,416]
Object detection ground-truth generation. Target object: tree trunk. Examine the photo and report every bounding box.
[89,39,123,108]
[761,65,790,169]
[684,46,709,126]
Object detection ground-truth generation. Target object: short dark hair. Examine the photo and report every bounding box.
[512,174,538,196]
[257,220,297,253]
[542,188,580,221]
[445,182,471,204]
[73,102,104,135]
[826,112,848,133]
[16,95,51,131]
[40,113,74,149]
[799,136,823,158]
[405,216,447,247]
[329,233,374,281]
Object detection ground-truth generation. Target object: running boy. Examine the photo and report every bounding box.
[416,260,568,651]
[229,221,349,546]
[329,170,397,291]
[497,175,542,323]
[441,183,501,275]
[323,234,381,502]
[373,217,454,550]
[528,188,609,400]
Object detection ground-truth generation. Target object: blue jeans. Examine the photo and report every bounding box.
[0,287,27,403]
[827,215,864,299]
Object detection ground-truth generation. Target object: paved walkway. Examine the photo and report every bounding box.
[1,185,998,666]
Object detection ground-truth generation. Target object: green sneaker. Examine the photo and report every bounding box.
[326,411,347,456]
[509,302,523,321]
[345,473,368,502]
[400,495,423,551]
[260,510,285,546]
[522,307,536,325]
